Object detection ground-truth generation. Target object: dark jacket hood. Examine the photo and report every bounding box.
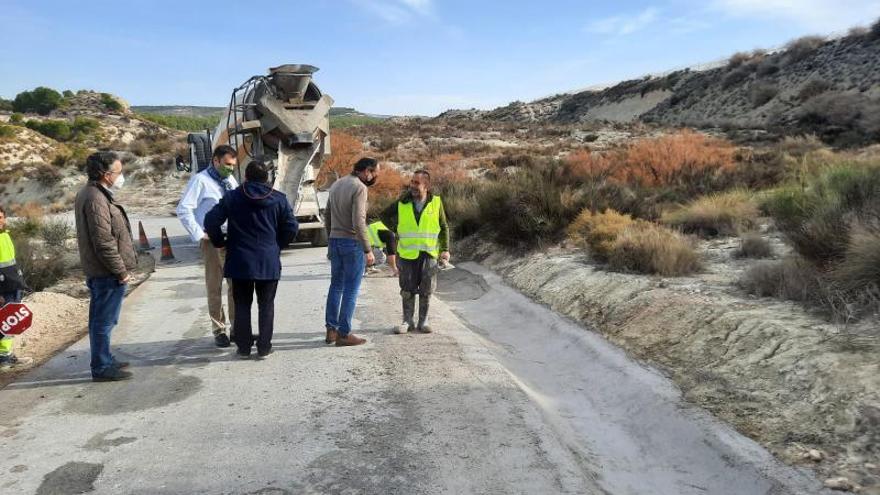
[240,182,279,208]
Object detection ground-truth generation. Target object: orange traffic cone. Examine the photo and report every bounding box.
[160,227,175,261]
[138,221,152,250]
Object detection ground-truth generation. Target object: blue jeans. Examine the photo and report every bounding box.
[325,238,366,336]
[87,277,126,376]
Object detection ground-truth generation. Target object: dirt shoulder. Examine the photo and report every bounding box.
[460,238,880,494]
[0,266,153,390]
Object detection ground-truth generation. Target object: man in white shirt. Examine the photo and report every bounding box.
[176,145,240,347]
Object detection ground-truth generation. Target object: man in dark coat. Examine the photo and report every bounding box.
[204,160,298,359]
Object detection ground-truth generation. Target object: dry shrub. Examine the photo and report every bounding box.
[436,181,483,239]
[40,218,73,248]
[35,164,63,186]
[613,130,736,194]
[567,209,635,261]
[832,227,880,291]
[12,240,67,292]
[371,167,406,202]
[740,256,821,300]
[609,222,702,276]
[317,131,364,187]
[16,202,45,221]
[425,159,470,188]
[661,190,758,237]
[734,232,774,259]
[784,35,825,64]
[493,153,536,169]
[750,82,778,108]
[728,51,753,68]
[797,79,833,102]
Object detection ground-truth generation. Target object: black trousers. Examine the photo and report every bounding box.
[231,279,279,352]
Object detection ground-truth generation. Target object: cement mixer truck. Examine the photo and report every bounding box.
[176,64,334,246]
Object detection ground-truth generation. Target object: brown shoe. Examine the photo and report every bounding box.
[335,333,367,346]
[325,327,338,344]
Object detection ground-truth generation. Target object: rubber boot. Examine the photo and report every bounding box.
[397,291,416,334]
[417,294,433,333]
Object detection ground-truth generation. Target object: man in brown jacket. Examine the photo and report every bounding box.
[75,151,138,382]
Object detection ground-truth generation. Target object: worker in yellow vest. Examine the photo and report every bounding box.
[0,205,33,369]
[367,220,399,276]
[379,170,450,334]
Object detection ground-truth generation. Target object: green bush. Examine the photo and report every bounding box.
[12,87,63,115]
[135,113,217,131]
[0,97,12,111]
[62,90,74,98]
[871,17,880,39]
[0,125,16,139]
[101,93,123,112]
[40,219,73,248]
[12,240,67,292]
[25,119,71,141]
[764,164,880,264]
[476,161,587,249]
[72,116,100,135]
[9,113,23,125]
[435,181,483,239]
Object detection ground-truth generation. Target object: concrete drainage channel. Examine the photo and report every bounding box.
[434,262,831,495]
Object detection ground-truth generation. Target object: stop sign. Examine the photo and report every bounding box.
[0,303,33,336]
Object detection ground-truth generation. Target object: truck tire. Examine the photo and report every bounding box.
[310,228,328,247]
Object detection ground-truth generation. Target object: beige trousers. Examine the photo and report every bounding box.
[201,239,235,336]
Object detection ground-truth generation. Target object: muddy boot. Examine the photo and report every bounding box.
[396,291,416,334]
[417,294,433,333]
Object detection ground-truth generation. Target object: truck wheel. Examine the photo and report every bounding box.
[311,228,328,247]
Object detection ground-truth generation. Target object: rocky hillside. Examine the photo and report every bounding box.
[442,26,880,147]
[0,89,186,214]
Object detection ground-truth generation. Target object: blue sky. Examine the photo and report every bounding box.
[1,0,878,116]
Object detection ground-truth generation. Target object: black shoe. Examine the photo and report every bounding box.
[214,333,231,348]
[112,360,130,369]
[256,348,273,360]
[92,368,133,382]
[236,348,251,359]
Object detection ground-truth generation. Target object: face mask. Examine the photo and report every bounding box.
[218,166,234,178]
[112,174,125,189]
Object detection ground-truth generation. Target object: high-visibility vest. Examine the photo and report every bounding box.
[397,196,442,260]
[368,221,388,249]
[0,231,15,268]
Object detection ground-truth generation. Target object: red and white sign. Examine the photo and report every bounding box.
[0,303,33,336]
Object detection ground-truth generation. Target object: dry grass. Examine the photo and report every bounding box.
[832,227,880,292]
[567,209,635,261]
[734,232,774,259]
[609,222,702,276]
[661,190,758,237]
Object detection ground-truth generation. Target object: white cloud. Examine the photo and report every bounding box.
[352,0,434,24]
[711,0,880,32]
[586,7,660,36]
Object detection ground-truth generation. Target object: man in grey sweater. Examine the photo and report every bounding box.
[323,157,379,346]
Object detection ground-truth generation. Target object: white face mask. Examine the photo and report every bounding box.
[112,174,125,189]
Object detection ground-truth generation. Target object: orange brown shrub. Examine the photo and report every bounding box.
[317,131,364,187]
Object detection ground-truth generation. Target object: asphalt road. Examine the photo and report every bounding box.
[0,216,829,494]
